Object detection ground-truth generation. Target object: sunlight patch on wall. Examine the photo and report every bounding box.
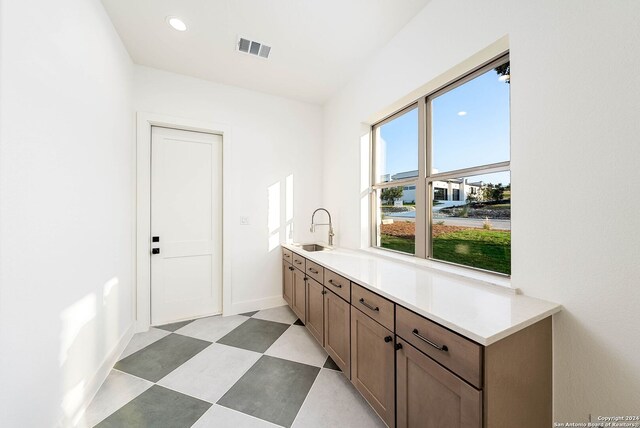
[61,378,87,426]
[102,277,119,302]
[59,293,96,366]
[102,276,121,349]
[286,174,294,243]
[268,182,281,251]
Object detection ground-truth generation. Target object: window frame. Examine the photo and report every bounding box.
[370,52,511,276]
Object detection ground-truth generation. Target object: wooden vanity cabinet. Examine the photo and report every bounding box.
[396,308,552,428]
[280,247,552,428]
[351,306,395,428]
[291,267,306,323]
[282,259,294,308]
[283,249,351,375]
[305,277,324,345]
[324,288,350,376]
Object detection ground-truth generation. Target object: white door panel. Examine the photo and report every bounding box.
[151,126,222,325]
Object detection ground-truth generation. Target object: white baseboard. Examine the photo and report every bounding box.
[226,295,287,316]
[72,322,135,426]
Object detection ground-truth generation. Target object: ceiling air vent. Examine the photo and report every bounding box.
[237,37,271,59]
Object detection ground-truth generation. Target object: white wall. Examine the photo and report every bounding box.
[323,0,640,421]
[0,0,134,426]
[134,66,324,315]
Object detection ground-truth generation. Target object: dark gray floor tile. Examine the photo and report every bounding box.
[96,385,211,428]
[115,334,211,382]
[217,355,320,428]
[216,318,289,353]
[239,310,259,317]
[293,318,304,326]
[323,355,341,371]
[156,319,195,332]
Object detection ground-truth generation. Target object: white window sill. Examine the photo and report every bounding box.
[359,246,515,293]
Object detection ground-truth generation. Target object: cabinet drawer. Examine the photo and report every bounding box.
[292,252,306,272]
[324,269,350,302]
[305,259,324,284]
[351,283,394,331]
[282,248,293,262]
[396,305,482,388]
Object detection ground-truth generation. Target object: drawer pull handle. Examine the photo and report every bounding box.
[284,254,290,258]
[412,329,448,352]
[328,279,342,288]
[359,298,379,312]
[288,266,294,271]
[295,260,303,265]
[384,335,393,343]
[308,267,319,274]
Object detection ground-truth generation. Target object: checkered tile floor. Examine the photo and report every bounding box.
[82,305,386,428]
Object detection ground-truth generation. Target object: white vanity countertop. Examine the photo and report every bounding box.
[282,243,561,346]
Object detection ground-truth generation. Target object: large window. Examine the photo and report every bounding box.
[372,54,511,275]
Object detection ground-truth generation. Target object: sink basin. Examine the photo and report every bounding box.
[296,244,330,252]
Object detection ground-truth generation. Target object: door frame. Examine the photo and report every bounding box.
[136,112,232,332]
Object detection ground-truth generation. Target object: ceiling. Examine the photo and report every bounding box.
[101,0,430,104]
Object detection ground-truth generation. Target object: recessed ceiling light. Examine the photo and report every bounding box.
[458,111,467,116]
[167,17,187,32]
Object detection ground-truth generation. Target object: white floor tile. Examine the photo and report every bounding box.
[264,325,327,367]
[252,305,297,325]
[82,370,153,426]
[292,369,385,428]
[119,327,171,360]
[174,314,249,342]
[192,405,281,428]
[157,343,261,404]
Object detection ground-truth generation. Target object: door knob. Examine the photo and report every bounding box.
[384,335,393,343]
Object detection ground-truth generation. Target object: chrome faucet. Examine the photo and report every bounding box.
[310,208,334,246]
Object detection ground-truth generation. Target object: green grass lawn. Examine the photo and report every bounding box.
[433,229,510,274]
[380,229,511,275]
[381,235,415,254]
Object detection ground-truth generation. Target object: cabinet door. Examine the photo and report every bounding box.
[396,338,482,428]
[306,278,324,345]
[351,307,395,428]
[324,289,350,377]
[282,260,294,308]
[292,268,306,323]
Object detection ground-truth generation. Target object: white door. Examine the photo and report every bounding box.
[151,126,222,325]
